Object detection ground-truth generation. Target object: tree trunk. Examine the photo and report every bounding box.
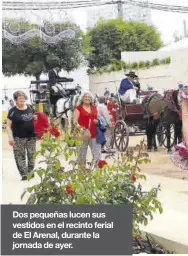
[35,74,40,80]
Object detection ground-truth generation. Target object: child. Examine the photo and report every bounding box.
[107,97,118,125]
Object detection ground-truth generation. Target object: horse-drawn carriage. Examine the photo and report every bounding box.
[112,100,145,152]
[29,77,78,115]
[112,90,180,152]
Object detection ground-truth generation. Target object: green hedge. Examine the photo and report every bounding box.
[87,57,171,75]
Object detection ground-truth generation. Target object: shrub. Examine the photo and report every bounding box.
[87,57,171,75]
[165,56,171,64]
[111,63,120,72]
[87,68,91,75]
[130,62,138,69]
[22,128,163,238]
[145,60,151,68]
[111,58,122,70]
[152,58,160,66]
[120,60,127,70]
[138,61,146,69]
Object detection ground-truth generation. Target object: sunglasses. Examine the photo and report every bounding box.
[84,96,92,99]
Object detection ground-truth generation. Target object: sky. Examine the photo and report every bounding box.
[150,0,188,43]
[2,0,188,100]
[67,0,188,44]
[3,0,188,43]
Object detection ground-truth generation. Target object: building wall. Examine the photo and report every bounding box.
[89,48,188,95]
[86,1,152,29]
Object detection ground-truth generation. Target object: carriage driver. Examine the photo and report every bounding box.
[118,71,139,104]
[48,64,67,97]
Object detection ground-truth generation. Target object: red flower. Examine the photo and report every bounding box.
[98,160,108,169]
[131,174,136,182]
[133,235,141,241]
[66,185,74,195]
[50,127,60,138]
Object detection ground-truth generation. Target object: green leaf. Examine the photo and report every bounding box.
[27,172,34,181]
[144,219,148,226]
[159,207,163,214]
[21,191,27,200]
[33,151,40,159]
[27,187,34,193]
[55,161,61,170]
[37,170,44,178]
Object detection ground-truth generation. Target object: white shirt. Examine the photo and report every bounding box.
[98,103,112,127]
[53,68,57,76]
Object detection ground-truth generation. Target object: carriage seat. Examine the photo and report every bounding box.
[122,102,144,115]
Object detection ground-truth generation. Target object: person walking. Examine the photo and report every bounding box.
[97,96,113,153]
[8,99,14,111]
[6,91,37,181]
[73,91,101,169]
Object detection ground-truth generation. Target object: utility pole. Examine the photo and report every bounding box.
[117,0,123,17]
[183,20,187,37]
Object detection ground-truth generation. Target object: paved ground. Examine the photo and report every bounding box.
[2,132,188,251]
[2,132,188,204]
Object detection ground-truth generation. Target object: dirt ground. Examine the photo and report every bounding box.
[2,132,188,180]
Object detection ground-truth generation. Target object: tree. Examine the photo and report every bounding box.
[87,17,162,68]
[2,19,86,79]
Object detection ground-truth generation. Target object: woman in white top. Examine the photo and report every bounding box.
[97,96,113,153]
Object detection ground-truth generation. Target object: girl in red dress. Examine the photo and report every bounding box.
[107,97,118,125]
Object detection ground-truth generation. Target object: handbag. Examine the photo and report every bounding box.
[80,119,91,142]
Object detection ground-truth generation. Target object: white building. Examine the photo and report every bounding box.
[123,1,152,25]
[89,39,188,94]
[86,1,152,29]
[87,5,118,28]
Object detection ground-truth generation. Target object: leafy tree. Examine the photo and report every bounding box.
[87,17,162,68]
[2,19,86,79]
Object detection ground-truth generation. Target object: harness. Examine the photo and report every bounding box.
[56,94,80,120]
[164,90,178,113]
[164,90,182,119]
[142,93,159,119]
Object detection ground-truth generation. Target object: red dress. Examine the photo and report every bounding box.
[76,105,98,138]
[107,101,118,125]
[33,112,49,140]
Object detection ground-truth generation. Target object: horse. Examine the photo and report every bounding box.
[142,90,182,153]
[55,85,82,135]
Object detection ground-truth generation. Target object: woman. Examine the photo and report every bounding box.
[170,88,188,172]
[6,91,36,181]
[73,91,101,168]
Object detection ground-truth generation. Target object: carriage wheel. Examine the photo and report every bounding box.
[114,120,129,152]
[157,122,175,148]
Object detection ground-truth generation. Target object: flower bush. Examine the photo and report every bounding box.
[22,128,163,238]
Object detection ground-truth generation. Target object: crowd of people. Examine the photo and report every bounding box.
[5,67,188,181]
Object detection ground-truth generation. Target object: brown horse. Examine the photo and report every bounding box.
[142,90,182,152]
